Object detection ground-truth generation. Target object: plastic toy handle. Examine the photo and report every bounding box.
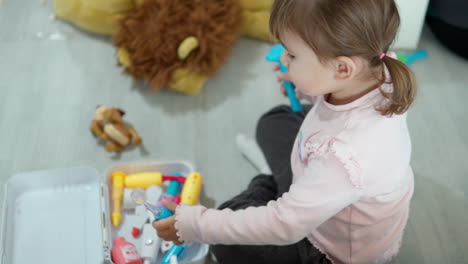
[266,44,302,113]
[166,181,182,197]
[283,80,302,113]
[181,172,203,206]
[111,212,122,228]
[125,172,163,189]
[155,180,181,220]
[156,207,174,221]
[112,172,126,227]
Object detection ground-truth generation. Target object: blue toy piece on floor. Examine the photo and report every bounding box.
[397,50,429,66]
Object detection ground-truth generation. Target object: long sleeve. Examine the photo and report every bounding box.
[174,155,362,245]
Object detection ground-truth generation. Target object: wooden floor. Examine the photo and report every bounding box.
[1,1,467,263]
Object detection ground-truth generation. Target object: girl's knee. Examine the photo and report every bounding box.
[259,105,293,123]
[256,104,312,142]
[256,105,291,142]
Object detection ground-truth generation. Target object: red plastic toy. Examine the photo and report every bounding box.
[111,237,143,264]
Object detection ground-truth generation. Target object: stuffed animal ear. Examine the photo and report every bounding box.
[95,105,109,117]
[178,36,199,60]
[117,109,126,116]
[117,48,132,67]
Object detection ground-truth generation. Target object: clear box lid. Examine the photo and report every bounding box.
[1,168,109,264]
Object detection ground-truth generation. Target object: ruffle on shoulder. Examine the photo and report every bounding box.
[302,133,364,188]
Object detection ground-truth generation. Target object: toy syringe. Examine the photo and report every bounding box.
[132,187,188,264]
[132,172,203,264]
[131,188,169,220]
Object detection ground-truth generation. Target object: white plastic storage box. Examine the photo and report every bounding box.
[0,161,209,264]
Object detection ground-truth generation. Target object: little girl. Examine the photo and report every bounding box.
[154,0,416,263]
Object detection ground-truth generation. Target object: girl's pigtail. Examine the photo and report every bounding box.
[378,56,417,116]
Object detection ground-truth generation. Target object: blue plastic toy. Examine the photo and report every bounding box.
[162,244,189,264]
[154,180,180,220]
[266,44,303,113]
[397,50,429,66]
[159,174,189,264]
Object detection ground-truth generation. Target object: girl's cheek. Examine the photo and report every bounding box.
[296,85,308,96]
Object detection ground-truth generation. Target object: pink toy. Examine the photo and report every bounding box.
[111,237,143,264]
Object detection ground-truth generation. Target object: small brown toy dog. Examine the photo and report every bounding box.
[90,106,142,152]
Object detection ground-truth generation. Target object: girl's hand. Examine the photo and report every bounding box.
[273,65,293,97]
[274,65,305,100]
[152,200,183,245]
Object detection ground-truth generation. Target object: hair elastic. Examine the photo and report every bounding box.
[379,53,386,60]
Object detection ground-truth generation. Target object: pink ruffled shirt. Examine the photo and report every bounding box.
[175,72,414,264]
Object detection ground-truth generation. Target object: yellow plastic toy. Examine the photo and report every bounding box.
[110,171,203,227]
[111,171,125,227]
[124,172,163,189]
[181,173,203,206]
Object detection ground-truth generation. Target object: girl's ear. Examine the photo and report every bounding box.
[334,56,356,80]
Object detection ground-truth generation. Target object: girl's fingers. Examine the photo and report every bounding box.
[275,66,292,97]
[158,229,181,244]
[277,72,292,82]
[153,221,169,233]
[278,73,290,81]
[162,199,178,212]
[280,85,287,97]
[152,217,173,231]
[155,227,171,240]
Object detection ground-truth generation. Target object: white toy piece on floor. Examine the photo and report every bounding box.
[236,134,272,174]
[141,223,162,264]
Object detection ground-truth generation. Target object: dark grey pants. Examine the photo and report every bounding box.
[210,105,331,264]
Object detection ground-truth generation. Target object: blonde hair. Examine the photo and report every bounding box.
[270,0,417,116]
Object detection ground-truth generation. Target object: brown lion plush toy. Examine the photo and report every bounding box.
[53,0,273,95]
[114,0,243,95]
[90,106,142,152]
